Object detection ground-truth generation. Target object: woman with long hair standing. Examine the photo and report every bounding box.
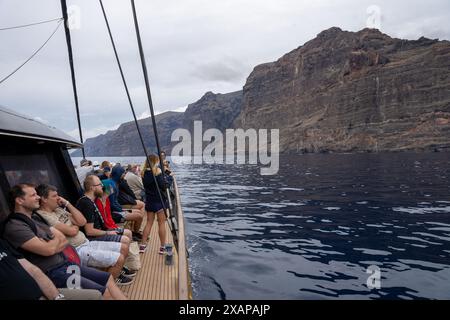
[141,154,169,254]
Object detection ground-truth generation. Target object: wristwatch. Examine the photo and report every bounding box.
[54,293,65,300]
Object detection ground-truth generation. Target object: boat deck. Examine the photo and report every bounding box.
[121,222,179,300]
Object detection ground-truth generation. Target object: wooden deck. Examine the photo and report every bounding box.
[121,221,179,300]
[121,178,190,300]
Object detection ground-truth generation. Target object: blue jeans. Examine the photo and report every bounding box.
[47,261,110,294]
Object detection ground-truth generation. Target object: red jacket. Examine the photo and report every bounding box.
[95,197,118,230]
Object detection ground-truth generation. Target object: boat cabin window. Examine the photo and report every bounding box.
[0,153,68,199]
[0,189,8,222]
[1,154,61,185]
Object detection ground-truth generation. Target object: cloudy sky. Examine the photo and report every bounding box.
[1,0,449,140]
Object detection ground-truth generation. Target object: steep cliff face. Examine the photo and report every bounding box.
[72,91,243,156]
[183,90,243,132]
[73,28,450,156]
[235,27,450,153]
[72,111,184,157]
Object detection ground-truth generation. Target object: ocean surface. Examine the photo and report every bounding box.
[72,153,450,300]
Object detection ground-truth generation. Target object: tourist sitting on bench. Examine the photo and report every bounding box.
[3,184,128,299]
[35,184,135,283]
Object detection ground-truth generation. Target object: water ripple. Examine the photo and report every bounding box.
[171,153,450,299]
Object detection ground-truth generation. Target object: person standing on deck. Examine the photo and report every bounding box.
[141,155,170,254]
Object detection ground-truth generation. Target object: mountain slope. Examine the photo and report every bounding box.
[234,27,450,153]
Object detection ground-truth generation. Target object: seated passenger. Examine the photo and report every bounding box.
[35,184,135,282]
[94,179,133,240]
[0,238,102,300]
[100,161,112,170]
[3,184,128,299]
[76,175,131,249]
[98,166,112,181]
[75,159,94,186]
[124,165,145,201]
[107,166,144,239]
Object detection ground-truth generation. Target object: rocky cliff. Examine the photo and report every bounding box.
[74,27,450,156]
[72,111,184,157]
[235,27,450,153]
[73,90,243,156]
[183,90,243,132]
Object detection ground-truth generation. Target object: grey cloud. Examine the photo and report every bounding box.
[190,58,249,83]
[0,0,449,139]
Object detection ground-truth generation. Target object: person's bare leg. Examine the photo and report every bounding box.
[107,254,126,279]
[119,242,129,257]
[129,201,145,232]
[106,276,128,300]
[103,287,113,300]
[123,229,132,240]
[156,210,167,247]
[142,211,155,244]
[125,210,142,222]
[131,200,145,211]
[126,209,143,233]
[120,234,130,246]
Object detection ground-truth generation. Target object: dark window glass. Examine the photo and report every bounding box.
[0,153,67,198]
[0,187,8,221]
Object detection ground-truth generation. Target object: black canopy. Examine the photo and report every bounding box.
[0,105,82,148]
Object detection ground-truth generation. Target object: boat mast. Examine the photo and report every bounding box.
[60,0,85,158]
[130,0,179,246]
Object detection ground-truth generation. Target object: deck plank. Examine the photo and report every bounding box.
[145,228,157,300]
[120,220,178,300]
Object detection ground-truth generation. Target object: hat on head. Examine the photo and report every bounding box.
[80,158,89,167]
[111,165,126,183]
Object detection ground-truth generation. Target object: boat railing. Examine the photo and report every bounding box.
[172,176,190,300]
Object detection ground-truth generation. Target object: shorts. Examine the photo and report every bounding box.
[111,211,125,224]
[145,201,167,213]
[87,234,123,243]
[76,241,121,268]
[112,211,132,223]
[47,262,110,294]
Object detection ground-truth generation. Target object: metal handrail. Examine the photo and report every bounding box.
[172,177,190,300]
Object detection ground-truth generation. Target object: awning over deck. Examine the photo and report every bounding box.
[0,105,82,148]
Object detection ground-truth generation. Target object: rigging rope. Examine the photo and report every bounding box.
[99,0,179,248]
[0,19,63,85]
[0,17,62,31]
[130,0,180,248]
[60,0,85,158]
